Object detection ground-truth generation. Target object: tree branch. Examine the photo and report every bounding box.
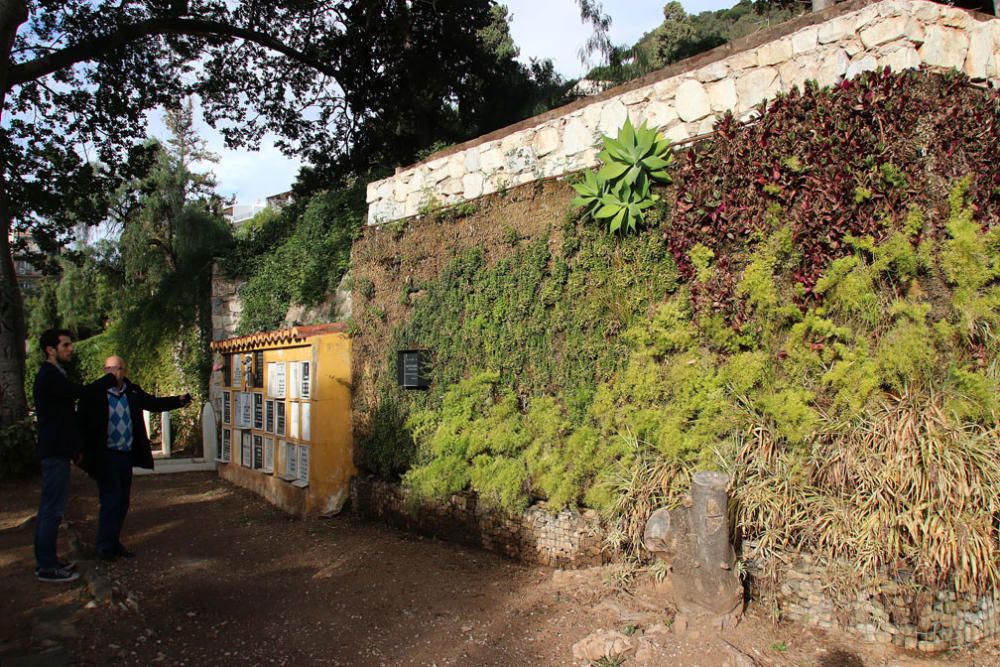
[6,15,338,91]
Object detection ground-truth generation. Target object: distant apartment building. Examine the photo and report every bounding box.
[223,191,292,230]
[10,229,45,293]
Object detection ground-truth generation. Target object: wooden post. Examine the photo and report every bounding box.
[644,471,743,622]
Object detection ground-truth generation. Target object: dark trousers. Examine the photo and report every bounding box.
[34,457,70,569]
[95,450,134,555]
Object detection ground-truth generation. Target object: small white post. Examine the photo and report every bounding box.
[201,403,218,461]
[161,411,172,457]
[143,410,152,442]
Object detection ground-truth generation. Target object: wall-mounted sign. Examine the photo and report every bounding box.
[397,350,430,389]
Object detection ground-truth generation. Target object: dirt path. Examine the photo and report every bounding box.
[3,471,999,666]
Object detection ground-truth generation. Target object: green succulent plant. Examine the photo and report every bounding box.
[571,117,673,234]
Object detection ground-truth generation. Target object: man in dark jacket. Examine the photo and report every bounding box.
[79,355,191,561]
[32,329,116,582]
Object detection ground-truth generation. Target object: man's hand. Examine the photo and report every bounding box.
[180,393,193,407]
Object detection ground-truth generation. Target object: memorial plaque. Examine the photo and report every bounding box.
[290,402,300,439]
[298,445,310,482]
[241,431,252,467]
[300,362,311,399]
[237,392,252,428]
[285,441,297,477]
[231,354,242,388]
[274,362,286,398]
[265,400,275,433]
[253,393,263,429]
[397,350,430,389]
[253,434,263,469]
[253,351,264,388]
[264,437,274,473]
[276,402,286,435]
[300,403,311,441]
[221,428,231,462]
[222,391,231,425]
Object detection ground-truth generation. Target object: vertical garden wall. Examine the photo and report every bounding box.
[350,65,1000,648]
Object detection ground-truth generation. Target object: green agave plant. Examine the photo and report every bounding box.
[571,117,673,234]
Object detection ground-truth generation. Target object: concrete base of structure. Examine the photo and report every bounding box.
[137,458,218,475]
[218,462,306,516]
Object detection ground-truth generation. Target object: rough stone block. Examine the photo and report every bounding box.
[963,24,995,80]
[778,60,802,89]
[532,125,560,157]
[728,50,758,71]
[758,38,793,67]
[463,147,480,173]
[880,43,922,71]
[920,25,970,71]
[847,54,879,79]
[736,66,780,113]
[819,17,854,44]
[939,7,974,30]
[910,1,939,22]
[860,16,917,48]
[853,6,880,33]
[641,100,679,130]
[446,157,466,180]
[480,147,504,173]
[598,100,629,136]
[815,48,850,87]
[675,79,711,121]
[792,27,819,55]
[563,117,594,155]
[652,77,680,98]
[462,173,484,199]
[696,61,729,82]
[664,122,690,144]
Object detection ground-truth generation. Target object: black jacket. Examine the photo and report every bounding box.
[78,379,187,475]
[32,363,115,460]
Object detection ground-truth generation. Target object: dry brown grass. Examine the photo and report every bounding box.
[732,388,1000,595]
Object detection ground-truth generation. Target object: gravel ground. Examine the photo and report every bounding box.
[3,471,999,666]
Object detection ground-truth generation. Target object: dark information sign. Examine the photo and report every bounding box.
[397,350,430,389]
[253,393,263,429]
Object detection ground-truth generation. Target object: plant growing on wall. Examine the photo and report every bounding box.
[571,118,673,233]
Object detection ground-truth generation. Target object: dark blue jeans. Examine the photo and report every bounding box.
[34,456,70,570]
[96,451,134,555]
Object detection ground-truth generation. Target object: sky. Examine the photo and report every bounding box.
[174,1,739,206]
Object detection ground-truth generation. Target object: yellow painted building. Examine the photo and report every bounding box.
[210,324,354,516]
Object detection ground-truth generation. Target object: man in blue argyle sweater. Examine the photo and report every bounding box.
[79,355,191,560]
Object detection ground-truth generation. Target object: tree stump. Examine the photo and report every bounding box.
[643,471,743,625]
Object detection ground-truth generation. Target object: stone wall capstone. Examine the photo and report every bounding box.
[365,0,1000,226]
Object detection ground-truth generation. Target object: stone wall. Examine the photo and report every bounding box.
[211,263,245,342]
[349,476,604,568]
[757,551,1000,651]
[365,0,1000,225]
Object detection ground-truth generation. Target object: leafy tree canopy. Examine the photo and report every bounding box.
[0,0,608,427]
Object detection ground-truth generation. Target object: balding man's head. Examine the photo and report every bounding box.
[103,356,127,388]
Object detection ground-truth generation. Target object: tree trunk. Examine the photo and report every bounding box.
[0,0,30,429]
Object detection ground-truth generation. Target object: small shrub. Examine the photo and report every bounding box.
[0,419,37,479]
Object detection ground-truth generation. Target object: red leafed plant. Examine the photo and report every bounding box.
[661,68,1000,321]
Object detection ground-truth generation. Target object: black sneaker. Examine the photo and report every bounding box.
[36,566,80,583]
[34,560,76,575]
[114,545,135,558]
